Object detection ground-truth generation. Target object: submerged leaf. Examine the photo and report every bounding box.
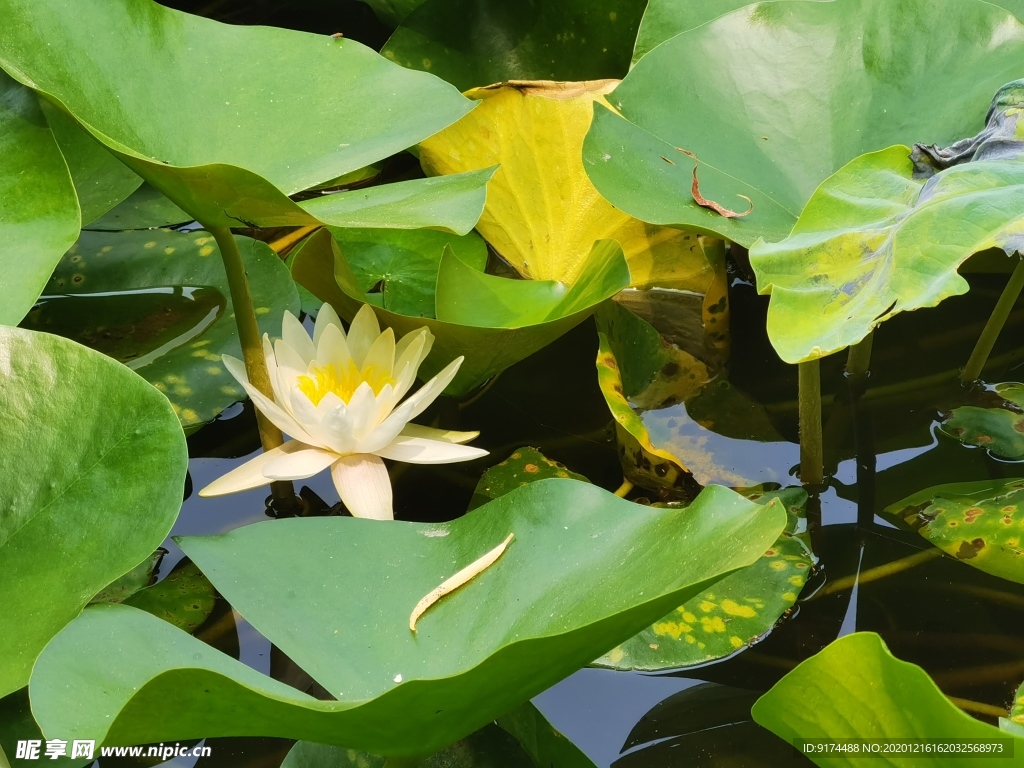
[885,479,1024,585]
[752,632,1024,764]
[419,80,722,292]
[584,0,1024,246]
[0,327,186,697]
[30,480,785,756]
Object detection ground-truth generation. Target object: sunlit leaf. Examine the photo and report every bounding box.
[750,142,1024,363]
[21,229,299,433]
[0,327,186,697]
[941,383,1024,460]
[583,0,1024,246]
[886,479,1024,585]
[468,447,588,511]
[0,0,475,229]
[291,229,630,395]
[382,0,646,92]
[30,480,785,756]
[752,632,1024,765]
[0,71,79,327]
[419,81,720,291]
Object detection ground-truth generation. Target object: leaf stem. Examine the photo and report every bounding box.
[845,331,873,380]
[962,257,1024,384]
[208,226,297,506]
[798,360,823,487]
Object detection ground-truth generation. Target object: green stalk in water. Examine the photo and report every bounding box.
[798,360,823,487]
[961,257,1024,384]
[845,331,874,380]
[208,226,297,508]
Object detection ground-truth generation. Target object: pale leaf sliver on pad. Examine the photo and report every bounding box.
[410,533,514,632]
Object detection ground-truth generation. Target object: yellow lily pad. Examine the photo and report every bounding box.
[418,80,721,293]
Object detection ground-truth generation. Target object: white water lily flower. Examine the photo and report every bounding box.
[200,303,487,519]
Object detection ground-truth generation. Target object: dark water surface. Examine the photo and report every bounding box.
[100,269,1024,768]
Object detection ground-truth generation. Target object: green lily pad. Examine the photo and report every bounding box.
[381,0,646,92]
[123,561,216,634]
[330,226,487,318]
[84,183,190,232]
[29,480,785,756]
[468,447,589,511]
[291,228,630,395]
[0,71,79,327]
[750,142,1024,363]
[596,488,812,671]
[941,383,1024,459]
[0,0,474,229]
[752,632,1023,765]
[0,326,187,698]
[20,228,299,432]
[281,702,594,768]
[90,550,163,605]
[582,0,1024,247]
[1005,680,1024,735]
[358,0,427,27]
[885,479,1024,585]
[0,690,90,768]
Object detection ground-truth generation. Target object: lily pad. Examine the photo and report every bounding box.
[750,141,1024,363]
[0,326,187,698]
[358,0,427,27]
[290,228,630,395]
[90,550,163,605]
[84,183,190,232]
[1006,680,1024,735]
[468,447,589,511]
[123,561,216,634]
[582,0,1024,247]
[752,632,1023,765]
[382,0,646,92]
[885,479,1024,585]
[330,226,487,317]
[30,480,785,756]
[596,488,812,671]
[0,0,475,229]
[20,228,299,432]
[419,81,722,291]
[0,70,79,327]
[941,383,1024,460]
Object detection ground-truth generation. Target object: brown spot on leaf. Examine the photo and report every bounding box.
[955,538,986,560]
[675,148,753,218]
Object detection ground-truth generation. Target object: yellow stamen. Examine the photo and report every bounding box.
[297,361,394,405]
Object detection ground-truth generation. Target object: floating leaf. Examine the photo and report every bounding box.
[291,228,630,395]
[941,383,1024,460]
[419,81,722,292]
[750,139,1024,363]
[30,480,785,756]
[0,71,79,327]
[0,327,186,697]
[583,0,1024,247]
[123,561,216,634]
[90,550,163,605]
[468,446,588,511]
[382,0,646,92]
[330,226,487,317]
[885,479,1024,585]
[596,488,811,671]
[0,0,475,230]
[84,183,190,232]
[357,0,428,27]
[1005,680,1024,735]
[752,632,1023,765]
[21,229,299,433]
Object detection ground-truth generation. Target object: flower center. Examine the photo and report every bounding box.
[297,361,394,405]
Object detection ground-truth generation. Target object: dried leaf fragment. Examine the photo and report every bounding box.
[676,148,753,218]
[409,533,515,633]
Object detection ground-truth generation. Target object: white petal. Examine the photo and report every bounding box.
[399,424,480,444]
[239,380,319,446]
[222,354,250,386]
[263,445,339,480]
[377,436,488,464]
[274,338,309,395]
[347,382,381,441]
[317,396,359,455]
[313,302,344,347]
[282,311,316,365]
[392,331,428,401]
[315,323,352,369]
[347,304,381,368]
[361,327,396,378]
[331,454,393,520]
[199,441,307,497]
[396,356,464,422]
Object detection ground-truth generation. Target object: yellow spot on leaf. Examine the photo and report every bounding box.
[721,599,756,618]
[729,636,744,649]
[699,600,717,612]
[700,616,726,633]
[769,561,787,571]
[199,245,215,257]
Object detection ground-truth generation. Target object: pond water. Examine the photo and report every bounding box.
[80,266,1024,767]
